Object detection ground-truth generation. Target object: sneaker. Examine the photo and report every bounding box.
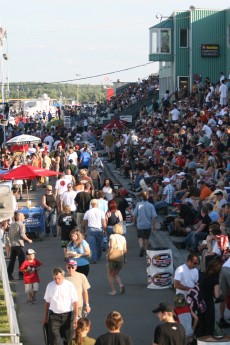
[108,291,117,296]
[219,318,230,328]
[120,285,125,294]
[139,248,145,257]
[8,275,14,281]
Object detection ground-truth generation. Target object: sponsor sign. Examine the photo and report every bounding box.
[152,253,171,268]
[146,249,173,289]
[120,115,132,123]
[201,44,219,57]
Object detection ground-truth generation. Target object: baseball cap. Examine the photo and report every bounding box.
[214,191,223,196]
[67,259,77,266]
[152,302,173,313]
[163,178,170,183]
[176,172,185,176]
[26,249,36,255]
[216,181,224,187]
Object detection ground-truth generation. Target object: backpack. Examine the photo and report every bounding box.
[179,202,196,225]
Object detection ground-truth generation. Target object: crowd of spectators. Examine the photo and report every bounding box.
[0,71,230,343]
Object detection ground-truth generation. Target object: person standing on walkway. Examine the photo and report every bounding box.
[43,267,78,345]
[7,212,33,281]
[152,302,186,345]
[95,311,133,345]
[69,317,95,345]
[133,191,157,257]
[65,259,91,318]
[106,223,127,296]
[82,199,106,264]
[42,185,57,237]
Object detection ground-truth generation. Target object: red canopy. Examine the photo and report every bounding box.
[103,118,127,130]
[0,165,60,180]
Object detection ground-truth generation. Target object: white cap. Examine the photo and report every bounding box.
[177,172,185,176]
[163,178,170,183]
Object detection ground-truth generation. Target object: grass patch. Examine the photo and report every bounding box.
[0,282,11,343]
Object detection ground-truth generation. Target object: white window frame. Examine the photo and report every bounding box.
[149,28,171,54]
[179,28,188,48]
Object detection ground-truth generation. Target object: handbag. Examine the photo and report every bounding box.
[108,248,123,262]
[108,234,123,262]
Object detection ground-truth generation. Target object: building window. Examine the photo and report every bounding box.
[180,29,188,48]
[227,25,230,48]
[149,28,171,54]
[150,31,158,54]
[160,30,170,53]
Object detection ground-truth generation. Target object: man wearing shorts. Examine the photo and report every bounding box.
[133,192,157,257]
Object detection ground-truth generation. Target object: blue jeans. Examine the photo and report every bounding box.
[44,210,57,235]
[185,231,208,251]
[154,200,169,211]
[87,227,103,261]
[106,226,114,244]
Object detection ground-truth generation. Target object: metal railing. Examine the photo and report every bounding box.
[0,243,21,344]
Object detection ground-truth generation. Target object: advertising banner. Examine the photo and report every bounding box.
[146,248,173,289]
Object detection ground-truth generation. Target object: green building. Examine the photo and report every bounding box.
[149,7,230,98]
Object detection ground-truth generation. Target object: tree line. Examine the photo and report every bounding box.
[7,83,107,103]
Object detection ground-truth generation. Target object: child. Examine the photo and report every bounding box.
[19,249,42,304]
[174,293,198,344]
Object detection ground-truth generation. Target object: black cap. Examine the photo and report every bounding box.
[152,302,173,313]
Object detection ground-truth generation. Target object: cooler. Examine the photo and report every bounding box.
[20,206,45,240]
[146,247,173,289]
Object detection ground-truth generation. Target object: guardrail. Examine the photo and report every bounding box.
[0,244,21,344]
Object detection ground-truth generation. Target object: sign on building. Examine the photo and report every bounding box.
[201,44,219,57]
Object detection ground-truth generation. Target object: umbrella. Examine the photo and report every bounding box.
[0,165,60,200]
[0,165,59,180]
[103,118,127,130]
[6,134,41,161]
[6,134,41,145]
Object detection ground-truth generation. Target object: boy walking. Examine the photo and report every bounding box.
[19,249,42,304]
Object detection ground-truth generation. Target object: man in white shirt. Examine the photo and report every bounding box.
[60,184,77,213]
[66,147,78,167]
[174,253,199,296]
[219,80,228,106]
[202,124,212,138]
[171,104,180,122]
[43,267,78,345]
[54,173,69,212]
[43,133,54,151]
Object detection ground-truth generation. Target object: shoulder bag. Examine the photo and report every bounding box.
[108,234,123,263]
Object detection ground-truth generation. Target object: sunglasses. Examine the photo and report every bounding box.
[67,186,72,188]
[67,266,75,269]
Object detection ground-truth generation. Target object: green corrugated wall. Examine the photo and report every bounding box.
[175,11,190,77]
[191,9,226,84]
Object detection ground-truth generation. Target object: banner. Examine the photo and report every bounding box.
[146,248,173,289]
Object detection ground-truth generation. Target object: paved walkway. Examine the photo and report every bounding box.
[7,163,230,344]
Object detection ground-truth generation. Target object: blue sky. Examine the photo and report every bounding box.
[0,0,228,85]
